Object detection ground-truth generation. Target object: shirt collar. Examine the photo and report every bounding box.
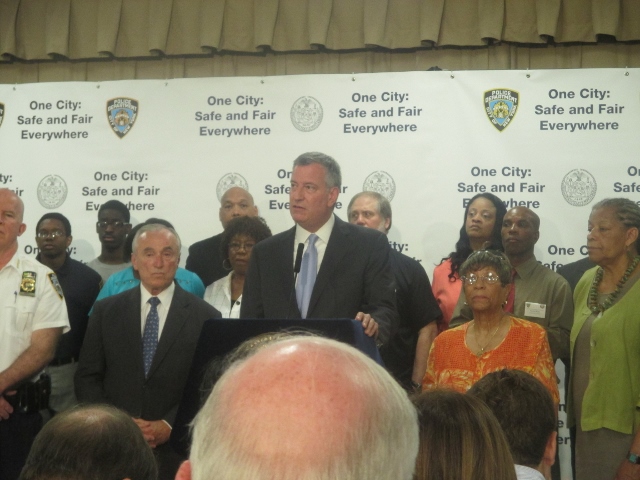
[6,251,20,271]
[514,464,545,480]
[513,255,538,280]
[140,280,175,307]
[295,214,335,245]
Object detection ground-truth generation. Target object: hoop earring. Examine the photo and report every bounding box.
[222,259,232,271]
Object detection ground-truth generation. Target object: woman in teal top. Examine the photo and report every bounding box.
[569,198,640,480]
[93,219,205,305]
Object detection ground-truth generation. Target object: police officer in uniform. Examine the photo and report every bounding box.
[0,189,69,479]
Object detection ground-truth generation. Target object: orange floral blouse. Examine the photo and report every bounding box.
[422,316,559,404]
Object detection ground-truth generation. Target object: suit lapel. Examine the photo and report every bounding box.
[146,284,188,378]
[279,228,300,317]
[307,217,350,315]
[123,287,145,380]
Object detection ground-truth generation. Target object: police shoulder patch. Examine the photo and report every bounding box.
[48,273,64,299]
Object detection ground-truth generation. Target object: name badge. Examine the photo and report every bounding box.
[525,302,546,319]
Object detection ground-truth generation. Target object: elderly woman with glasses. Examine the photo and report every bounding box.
[204,216,271,318]
[422,250,559,404]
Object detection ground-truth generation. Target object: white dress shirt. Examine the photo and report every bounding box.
[204,271,241,318]
[139,282,175,336]
[515,464,545,480]
[294,214,335,275]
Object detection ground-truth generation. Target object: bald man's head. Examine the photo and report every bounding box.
[219,187,258,229]
[502,207,540,263]
[184,337,418,480]
[0,188,26,253]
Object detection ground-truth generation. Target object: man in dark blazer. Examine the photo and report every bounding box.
[185,187,258,287]
[75,224,220,478]
[557,256,595,292]
[241,152,397,344]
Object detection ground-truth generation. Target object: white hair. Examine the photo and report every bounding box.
[131,223,181,252]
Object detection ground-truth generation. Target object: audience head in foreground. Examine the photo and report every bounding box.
[20,404,157,480]
[179,336,419,480]
[413,389,517,480]
[468,369,556,479]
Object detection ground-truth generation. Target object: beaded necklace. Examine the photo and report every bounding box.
[588,255,640,313]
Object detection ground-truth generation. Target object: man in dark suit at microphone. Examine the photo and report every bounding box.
[241,152,397,344]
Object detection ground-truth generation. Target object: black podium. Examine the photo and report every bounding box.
[169,318,381,456]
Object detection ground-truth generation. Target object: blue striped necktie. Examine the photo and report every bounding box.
[142,297,160,377]
[296,234,318,318]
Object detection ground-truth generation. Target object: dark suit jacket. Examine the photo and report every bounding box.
[240,216,398,344]
[185,233,226,287]
[75,283,220,425]
[557,256,596,292]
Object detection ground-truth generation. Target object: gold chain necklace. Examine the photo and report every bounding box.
[472,317,504,357]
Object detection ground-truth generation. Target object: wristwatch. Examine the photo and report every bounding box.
[627,452,640,464]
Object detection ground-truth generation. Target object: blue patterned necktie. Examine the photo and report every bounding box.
[142,297,160,377]
[296,234,318,319]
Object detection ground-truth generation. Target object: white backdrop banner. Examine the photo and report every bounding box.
[2,69,639,478]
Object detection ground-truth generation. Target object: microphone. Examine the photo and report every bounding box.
[294,243,304,274]
[288,243,305,318]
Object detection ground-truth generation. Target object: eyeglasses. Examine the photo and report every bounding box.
[461,272,501,285]
[96,220,128,229]
[36,230,66,239]
[229,242,256,253]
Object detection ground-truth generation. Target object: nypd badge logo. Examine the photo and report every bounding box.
[37,175,68,209]
[106,98,139,138]
[484,89,519,132]
[561,169,597,207]
[216,173,249,202]
[20,271,37,297]
[290,96,323,132]
[0,102,4,128]
[363,171,396,201]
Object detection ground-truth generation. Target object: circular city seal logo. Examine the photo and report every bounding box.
[216,173,249,201]
[37,175,68,209]
[363,171,396,201]
[290,96,323,132]
[561,169,597,206]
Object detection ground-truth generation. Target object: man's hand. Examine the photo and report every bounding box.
[133,418,171,448]
[355,312,378,338]
[0,394,14,420]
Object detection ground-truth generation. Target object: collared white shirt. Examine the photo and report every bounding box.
[515,464,545,480]
[204,271,241,318]
[0,253,70,374]
[139,282,175,336]
[294,214,335,274]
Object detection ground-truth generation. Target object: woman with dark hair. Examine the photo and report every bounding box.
[431,193,507,331]
[204,216,271,317]
[413,389,516,480]
[569,198,640,480]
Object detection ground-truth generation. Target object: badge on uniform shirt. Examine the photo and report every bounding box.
[525,302,546,319]
[48,273,64,299]
[20,271,37,296]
